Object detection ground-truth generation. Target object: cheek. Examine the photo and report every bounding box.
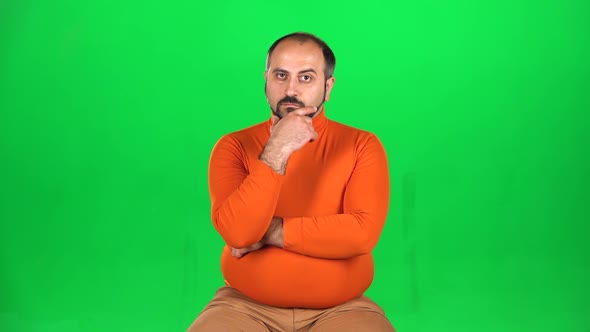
[313,86,326,99]
[266,88,283,105]
[266,83,281,96]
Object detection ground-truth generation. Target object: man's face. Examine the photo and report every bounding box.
[265,39,335,119]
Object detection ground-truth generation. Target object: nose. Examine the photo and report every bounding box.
[285,77,299,96]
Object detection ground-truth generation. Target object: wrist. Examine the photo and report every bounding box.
[263,217,284,248]
[259,142,290,175]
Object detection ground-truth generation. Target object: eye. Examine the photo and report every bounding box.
[300,75,312,82]
[276,72,287,80]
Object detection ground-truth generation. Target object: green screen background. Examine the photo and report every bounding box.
[1,0,588,331]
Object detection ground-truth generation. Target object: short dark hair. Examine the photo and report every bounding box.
[266,32,336,79]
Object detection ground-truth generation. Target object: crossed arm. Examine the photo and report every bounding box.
[208,133,390,260]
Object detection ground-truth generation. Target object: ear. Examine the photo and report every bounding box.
[324,77,336,101]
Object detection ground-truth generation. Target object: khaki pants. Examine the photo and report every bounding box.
[187,286,395,332]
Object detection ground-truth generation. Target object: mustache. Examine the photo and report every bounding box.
[278,96,305,108]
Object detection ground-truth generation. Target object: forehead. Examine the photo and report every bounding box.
[268,39,324,72]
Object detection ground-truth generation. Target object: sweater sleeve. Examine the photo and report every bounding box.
[282,134,390,259]
[208,134,284,249]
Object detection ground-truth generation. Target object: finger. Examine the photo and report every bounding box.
[309,130,318,142]
[232,246,252,258]
[270,115,280,134]
[270,115,280,125]
[291,106,317,117]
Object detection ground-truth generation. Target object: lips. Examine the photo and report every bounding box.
[280,103,301,108]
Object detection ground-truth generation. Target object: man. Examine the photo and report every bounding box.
[187,32,394,331]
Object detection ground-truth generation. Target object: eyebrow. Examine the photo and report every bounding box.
[272,68,318,75]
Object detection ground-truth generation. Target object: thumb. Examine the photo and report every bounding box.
[291,106,317,117]
[270,115,280,134]
[271,115,280,125]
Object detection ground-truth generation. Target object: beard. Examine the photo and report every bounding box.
[265,81,327,119]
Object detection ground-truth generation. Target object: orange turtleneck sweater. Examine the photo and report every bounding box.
[208,109,390,309]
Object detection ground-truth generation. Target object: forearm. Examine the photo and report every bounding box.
[262,217,284,248]
[212,166,281,248]
[259,140,291,175]
[281,211,387,259]
[215,144,289,247]
[210,136,285,248]
[279,134,390,259]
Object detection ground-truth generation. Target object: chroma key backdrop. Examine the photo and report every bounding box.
[1,0,589,331]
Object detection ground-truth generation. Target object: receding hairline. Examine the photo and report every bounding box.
[267,39,324,64]
[266,37,323,62]
[265,32,336,79]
